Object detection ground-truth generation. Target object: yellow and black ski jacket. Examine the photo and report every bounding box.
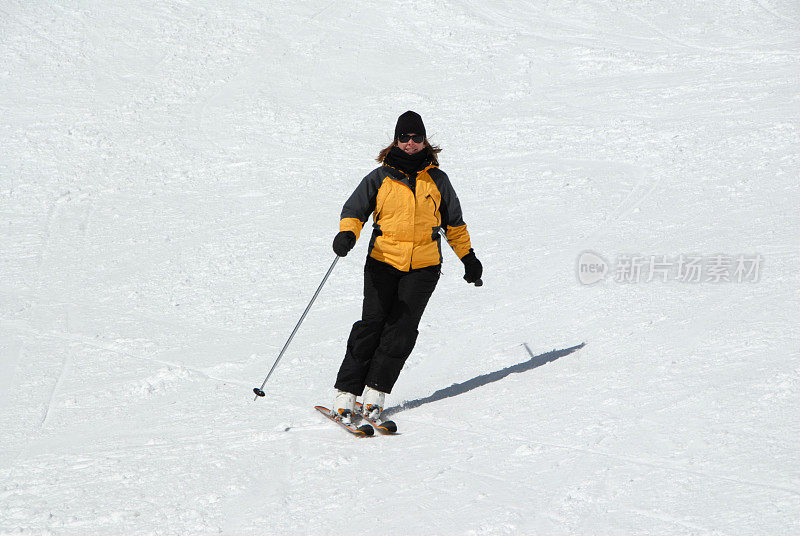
[339,162,472,271]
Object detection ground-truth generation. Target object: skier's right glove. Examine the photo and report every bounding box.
[461,249,483,284]
[332,230,357,257]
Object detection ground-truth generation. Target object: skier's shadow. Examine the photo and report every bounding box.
[383,342,586,418]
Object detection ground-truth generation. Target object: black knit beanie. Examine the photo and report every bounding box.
[394,111,426,140]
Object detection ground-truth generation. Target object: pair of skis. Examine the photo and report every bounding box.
[314,402,397,437]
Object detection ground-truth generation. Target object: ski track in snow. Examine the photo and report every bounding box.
[749,0,800,26]
[1,0,799,534]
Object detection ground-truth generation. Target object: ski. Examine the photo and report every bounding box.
[314,405,374,437]
[355,402,398,434]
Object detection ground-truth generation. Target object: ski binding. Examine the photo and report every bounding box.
[314,405,374,437]
[355,401,398,434]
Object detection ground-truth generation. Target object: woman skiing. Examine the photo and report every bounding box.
[330,110,483,422]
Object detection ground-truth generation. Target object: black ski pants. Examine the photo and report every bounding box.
[335,256,440,395]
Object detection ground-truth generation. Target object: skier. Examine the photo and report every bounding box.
[330,110,483,423]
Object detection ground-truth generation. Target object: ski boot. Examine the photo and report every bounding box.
[332,390,357,424]
[361,386,386,420]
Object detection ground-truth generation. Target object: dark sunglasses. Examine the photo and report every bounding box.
[398,133,424,143]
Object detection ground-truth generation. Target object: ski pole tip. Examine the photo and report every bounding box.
[253,387,265,397]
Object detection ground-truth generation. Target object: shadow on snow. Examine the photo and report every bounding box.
[383,342,586,418]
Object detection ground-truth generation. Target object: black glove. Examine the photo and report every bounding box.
[461,249,483,284]
[332,231,357,257]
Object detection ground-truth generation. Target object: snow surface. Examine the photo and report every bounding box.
[1,1,799,534]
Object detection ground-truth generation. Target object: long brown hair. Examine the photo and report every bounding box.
[376,139,442,166]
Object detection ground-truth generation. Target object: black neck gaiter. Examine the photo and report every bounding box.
[384,146,433,178]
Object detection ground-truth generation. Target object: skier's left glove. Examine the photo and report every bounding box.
[461,249,483,284]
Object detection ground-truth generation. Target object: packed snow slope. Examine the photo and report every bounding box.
[1,1,798,534]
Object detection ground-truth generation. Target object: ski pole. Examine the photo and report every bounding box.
[252,255,340,401]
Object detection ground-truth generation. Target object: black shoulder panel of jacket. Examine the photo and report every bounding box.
[340,167,387,223]
[428,168,466,227]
